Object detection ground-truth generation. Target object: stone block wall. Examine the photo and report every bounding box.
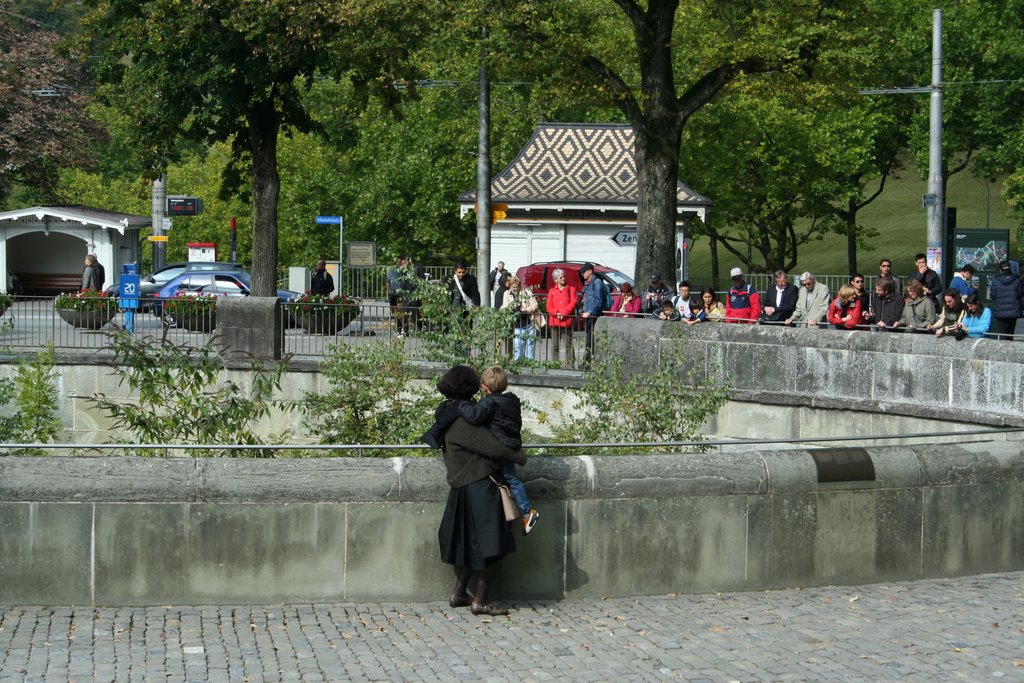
[2,443,1022,605]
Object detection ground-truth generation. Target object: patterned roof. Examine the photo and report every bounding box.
[459,123,710,207]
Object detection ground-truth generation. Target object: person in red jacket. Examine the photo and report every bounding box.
[546,268,578,367]
[827,284,863,330]
[725,268,761,323]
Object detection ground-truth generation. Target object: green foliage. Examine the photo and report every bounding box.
[542,336,729,454]
[0,346,63,455]
[91,332,286,456]
[299,338,436,455]
[410,278,548,373]
[13,347,62,452]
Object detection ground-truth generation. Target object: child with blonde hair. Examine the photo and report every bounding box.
[458,366,539,535]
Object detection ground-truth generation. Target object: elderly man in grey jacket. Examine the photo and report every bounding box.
[786,272,831,327]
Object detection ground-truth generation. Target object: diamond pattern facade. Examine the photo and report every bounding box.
[460,123,710,207]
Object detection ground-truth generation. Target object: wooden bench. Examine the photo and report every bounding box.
[16,273,84,296]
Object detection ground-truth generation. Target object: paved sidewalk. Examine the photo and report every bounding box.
[2,572,1022,682]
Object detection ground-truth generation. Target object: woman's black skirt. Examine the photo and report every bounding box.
[438,477,516,570]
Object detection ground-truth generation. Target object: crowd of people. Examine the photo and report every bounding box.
[606,255,1022,342]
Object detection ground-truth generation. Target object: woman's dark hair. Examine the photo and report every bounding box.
[702,287,718,302]
[619,282,634,295]
[437,365,480,400]
[964,293,985,313]
[943,288,964,312]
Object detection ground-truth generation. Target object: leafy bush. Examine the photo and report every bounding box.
[0,346,63,455]
[54,289,114,312]
[406,277,549,372]
[299,337,436,455]
[541,336,729,453]
[90,331,287,456]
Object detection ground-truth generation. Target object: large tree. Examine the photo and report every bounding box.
[497,0,843,283]
[0,1,96,205]
[81,0,440,294]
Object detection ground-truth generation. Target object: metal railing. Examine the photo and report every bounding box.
[4,426,1022,457]
[2,293,1021,356]
[337,266,473,299]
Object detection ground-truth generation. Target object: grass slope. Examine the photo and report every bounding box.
[685,164,1017,283]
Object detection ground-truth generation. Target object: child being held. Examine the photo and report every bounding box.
[460,366,540,535]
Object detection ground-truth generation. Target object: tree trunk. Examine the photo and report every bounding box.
[633,125,681,285]
[247,102,281,298]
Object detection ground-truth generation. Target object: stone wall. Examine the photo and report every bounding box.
[600,317,1024,427]
[2,443,1022,606]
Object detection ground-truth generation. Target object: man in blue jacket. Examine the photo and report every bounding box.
[579,262,608,369]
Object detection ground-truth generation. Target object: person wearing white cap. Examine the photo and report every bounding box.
[725,267,760,323]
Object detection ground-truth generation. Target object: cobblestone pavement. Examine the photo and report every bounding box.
[2,572,1022,682]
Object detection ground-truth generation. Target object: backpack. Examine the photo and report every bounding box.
[602,281,614,311]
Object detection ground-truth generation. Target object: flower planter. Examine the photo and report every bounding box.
[298,309,356,335]
[57,307,116,330]
[173,312,216,333]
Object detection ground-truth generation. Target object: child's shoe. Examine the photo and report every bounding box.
[521,508,540,536]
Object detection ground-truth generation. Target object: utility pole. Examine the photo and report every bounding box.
[859,8,945,274]
[475,25,492,305]
[151,174,167,271]
[926,8,944,273]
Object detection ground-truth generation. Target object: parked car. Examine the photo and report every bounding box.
[151,270,298,317]
[515,261,634,300]
[106,261,247,309]
[514,261,634,329]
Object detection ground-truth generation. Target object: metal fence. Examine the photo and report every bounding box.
[3,288,1021,356]
[337,266,471,299]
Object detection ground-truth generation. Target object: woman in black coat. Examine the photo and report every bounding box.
[431,365,527,616]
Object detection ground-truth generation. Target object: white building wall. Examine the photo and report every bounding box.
[491,224,564,274]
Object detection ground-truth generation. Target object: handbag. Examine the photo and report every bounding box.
[490,476,519,521]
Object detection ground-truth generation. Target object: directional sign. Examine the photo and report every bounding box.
[148,235,168,242]
[316,215,342,225]
[610,230,638,247]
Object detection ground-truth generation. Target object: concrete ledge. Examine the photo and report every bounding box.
[599,317,1024,425]
[2,443,1022,605]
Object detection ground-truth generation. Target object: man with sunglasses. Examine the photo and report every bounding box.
[850,274,869,325]
[878,259,903,299]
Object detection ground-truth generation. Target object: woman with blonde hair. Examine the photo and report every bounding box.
[501,276,542,360]
[827,284,863,330]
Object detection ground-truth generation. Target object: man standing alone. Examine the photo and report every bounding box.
[310,259,334,296]
[81,255,101,291]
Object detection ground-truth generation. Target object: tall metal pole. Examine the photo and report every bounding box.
[151,174,167,271]
[475,25,492,305]
[926,8,944,274]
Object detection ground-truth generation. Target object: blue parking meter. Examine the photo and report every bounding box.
[119,263,141,332]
